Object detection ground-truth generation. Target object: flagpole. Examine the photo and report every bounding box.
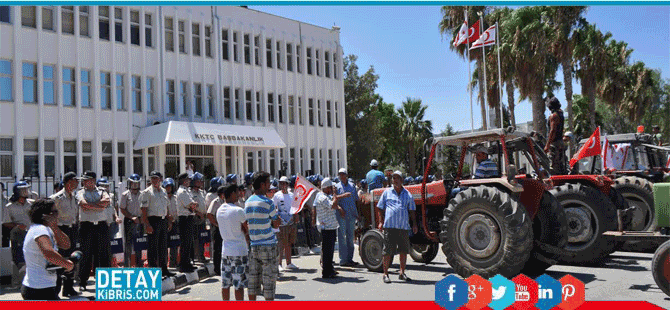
[479,12,488,130]
[466,9,474,132]
[496,22,504,129]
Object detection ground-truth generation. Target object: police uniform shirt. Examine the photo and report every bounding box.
[139,186,169,218]
[120,190,142,218]
[207,197,224,216]
[176,186,196,217]
[204,192,217,214]
[167,195,178,218]
[50,189,78,226]
[76,188,110,223]
[3,199,34,226]
[191,188,207,214]
[104,192,116,224]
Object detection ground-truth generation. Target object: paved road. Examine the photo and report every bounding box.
[162,246,670,306]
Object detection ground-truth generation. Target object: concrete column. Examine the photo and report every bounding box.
[236,146,244,175]
[158,144,166,177]
[179,144,186,175]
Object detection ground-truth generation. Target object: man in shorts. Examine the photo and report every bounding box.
[272,176,298,271]
[244,171,281,301]
[375,171,418,284]
[216,184,249,301]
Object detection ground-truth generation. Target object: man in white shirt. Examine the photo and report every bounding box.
[216,184,249,301]
[272,176,298,271]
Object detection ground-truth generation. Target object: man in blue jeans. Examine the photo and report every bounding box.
[335,168,360,267]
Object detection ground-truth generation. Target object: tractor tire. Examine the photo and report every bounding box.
[439,186,533,279]
[551,183,618,264]
[360,229,392,272]
[522,191,568,277]
[410,243,440,264]
[651,239,670,297]
[613,176,656,231]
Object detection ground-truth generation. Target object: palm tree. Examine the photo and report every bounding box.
[597,39,632,133]
[573,23,612,133]
[439,6,492,130]
[624,63,662,124]
[398,98,433,176]
[545,6,587,135]
[505,6,559,137]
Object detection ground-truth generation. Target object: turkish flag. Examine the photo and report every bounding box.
[290,174,318,215]
[570,127,601,168]
[468,20,480,43]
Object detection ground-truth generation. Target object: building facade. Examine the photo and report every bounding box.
[0,5,347,193]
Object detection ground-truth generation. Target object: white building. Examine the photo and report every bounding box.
[0,5,347,191]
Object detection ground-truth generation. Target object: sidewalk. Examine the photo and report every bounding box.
[0,262,216,301]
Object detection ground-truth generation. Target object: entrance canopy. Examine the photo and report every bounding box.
[133,121,286,150]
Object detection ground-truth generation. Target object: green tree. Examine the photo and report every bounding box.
[438,124,459,176]
[398,98,433,176]
[573,23,612,133]
[545,6,587,134]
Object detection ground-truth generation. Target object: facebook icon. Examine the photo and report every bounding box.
[435,275,468,310]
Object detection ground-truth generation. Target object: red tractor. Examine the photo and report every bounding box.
[359,128,568,278]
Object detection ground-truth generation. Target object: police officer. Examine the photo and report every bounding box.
[75,171,111,292]
[244,172,255,199]
[163,178,180,269]
[3,182,34,278]
[226,174,238,185]
[20,179,40,200]
[140,171,174,277]
[176,173,198,272]
[97,178,122,240]
[119,174,143,267]
[189,172,208,264]
[50,172,79,297]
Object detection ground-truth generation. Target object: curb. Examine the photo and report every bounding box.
[161,263,215,295]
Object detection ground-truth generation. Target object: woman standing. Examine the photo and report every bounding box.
[22,199,74,300]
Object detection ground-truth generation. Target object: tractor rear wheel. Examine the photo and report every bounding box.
[410,243,440,264]
[651,239,670,297]
[522,191,568,277]
[551,183,618,264]
[613,176,655,231]
[439,186,533,279]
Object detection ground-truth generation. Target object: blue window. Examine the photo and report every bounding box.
[0,60,12,101]
[22,63,37,103]
[62,67,75,106]
[43,65,55,105]
[81,70,91,107]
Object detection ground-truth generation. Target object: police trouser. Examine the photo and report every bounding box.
[123,218,143,267]
[210,225,222,273]
[178,216,195,269]
[193,219,206,261]
[147,216,168,270]
[168,219,180,267]
[56,224,78,294]
[78,222,111,285]
[9,227,27,266]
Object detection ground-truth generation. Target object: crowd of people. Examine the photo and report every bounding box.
[3,158,424,301]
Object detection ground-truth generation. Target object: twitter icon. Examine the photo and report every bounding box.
[489,275,515,310]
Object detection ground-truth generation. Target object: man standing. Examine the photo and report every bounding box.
[50,172,79,297]
[312,178,345,279]
[272,176,298,271]
[335,168,360,267]
[190,172,208,264]
[206,177,224,275]
[365,160,386,192]
[244,171,281,301]
[176,173,198,273]
[216,184,250,301]
[119,174,143,267]
[376,171,418,284]
[75,171,111,292]
[140,171,174,277]
[545,97,568,175]
[4,181,34,285]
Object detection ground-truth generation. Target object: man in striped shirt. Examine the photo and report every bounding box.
[472,145,498,179]
[244,171,281,301]
[376,171,418,284]
[312,178,346,279]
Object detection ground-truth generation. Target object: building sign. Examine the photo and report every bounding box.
[193,133,265,145]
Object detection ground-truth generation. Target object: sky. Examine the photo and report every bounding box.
[253,5,670,134]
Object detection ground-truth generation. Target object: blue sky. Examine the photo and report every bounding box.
[253,5,670,134]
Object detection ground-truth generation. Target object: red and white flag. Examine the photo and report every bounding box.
[470,23,497,50]
[453,21,469,47]
[570,127,601,169]
[468,20,480,44]
[290,174,318,215]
